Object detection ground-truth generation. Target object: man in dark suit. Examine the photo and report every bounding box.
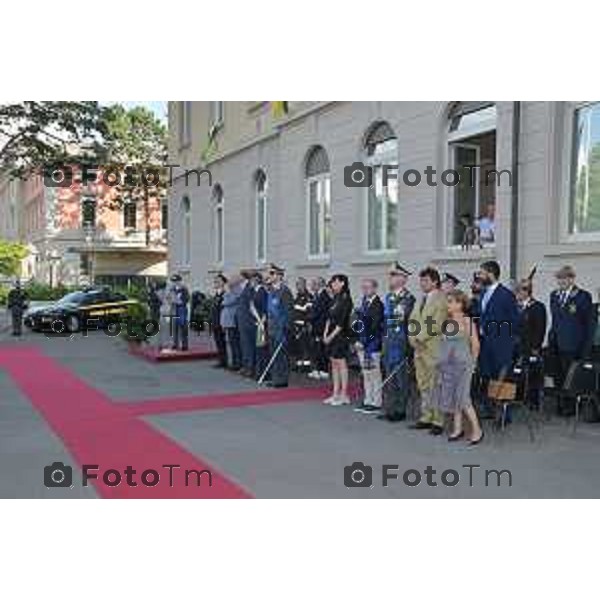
[549,265,595,415]
[515,278,547,407]
[210,273,228,368]
[237,269,258,378]
[353,278,385,414]
[477,260,520,419]
[307,277,332,379]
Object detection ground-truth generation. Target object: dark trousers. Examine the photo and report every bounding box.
[269,336,289,386]
[225,327,242,369]
[213,325,227,367]
[255,344,269,381]
[556,353,577,415]
[11,310,23,336]
[383,358,411,419]
[173,319,188,351]
[239,325,257,374]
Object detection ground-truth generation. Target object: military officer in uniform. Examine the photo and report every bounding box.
[549,265,595,415]
[264,263,294,388]
[7,280,28,337]
[441,272,460,294]
[170,274,190,351]
[379,262,416,422]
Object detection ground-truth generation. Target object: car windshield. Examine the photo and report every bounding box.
[57,292,88,305]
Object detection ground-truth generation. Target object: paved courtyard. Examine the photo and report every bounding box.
[1,317,600,498]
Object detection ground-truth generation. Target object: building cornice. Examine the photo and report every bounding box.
[171,101,339,183]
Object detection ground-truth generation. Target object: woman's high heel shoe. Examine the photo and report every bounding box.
[447,431,465,442]
[468,431,485,446]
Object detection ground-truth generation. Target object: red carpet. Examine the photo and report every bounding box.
[123,385,330,416]
[0,346,251,498]
[128,343,218,362]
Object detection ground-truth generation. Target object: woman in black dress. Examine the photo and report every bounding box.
[323,274,353,406]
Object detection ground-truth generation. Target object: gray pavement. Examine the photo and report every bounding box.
[1,324,600,498]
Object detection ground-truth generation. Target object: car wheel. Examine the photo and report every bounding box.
[66,315,80,333]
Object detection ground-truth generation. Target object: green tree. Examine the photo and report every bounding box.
[0,102,105,177]
[0,240,28,277]
[96,105,168,246]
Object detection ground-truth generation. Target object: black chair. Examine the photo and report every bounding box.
[563,360,600,434]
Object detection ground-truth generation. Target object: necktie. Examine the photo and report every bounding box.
[420,295,427,312]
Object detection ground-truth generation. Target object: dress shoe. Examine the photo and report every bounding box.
[429,425,444,436]
[469,431,485,446]
[376,413,406,422]
[448,431,465,442]
[410,421,432,430]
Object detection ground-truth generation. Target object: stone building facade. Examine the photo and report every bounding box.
[167,101,600,302]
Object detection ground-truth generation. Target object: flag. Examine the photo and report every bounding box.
[271,101,288,118]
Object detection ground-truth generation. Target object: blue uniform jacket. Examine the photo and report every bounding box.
[354,295,384,358]
[383,289,415,367]
[267,285,293,344]
[478,283,520,378]
[549,287,594,358]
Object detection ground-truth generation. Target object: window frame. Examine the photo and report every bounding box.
[563,100,600,242]
[364,135,399,253]
[306,172,331,260]
[444,103,497,249]
[255,171,268,264]
[178,102,192,148]
[181,196,191,267]
[213,187,225,266]
[211,101,225,129]
[123,201,137,231]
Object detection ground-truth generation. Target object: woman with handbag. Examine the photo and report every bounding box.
[432,290,484,445]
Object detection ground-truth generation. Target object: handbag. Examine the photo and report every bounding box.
[487,379,517,402]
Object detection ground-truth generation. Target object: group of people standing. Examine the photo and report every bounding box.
[207,258,598,445]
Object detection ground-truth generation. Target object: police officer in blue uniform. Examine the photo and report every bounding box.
[7,280,28,336]
[379,262,416,422]
[549,265,595,415]
[264,263,294,388]
[170,274,190,351]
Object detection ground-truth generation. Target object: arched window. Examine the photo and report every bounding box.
[364,122,398,251]
[181,196,191,265]
[446,102,497,246]
[213,185,224,264]
[255,170,268,263]
[305,146,331,258]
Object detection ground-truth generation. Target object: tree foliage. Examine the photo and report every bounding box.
[0,101,106,178]
[0,240,28,276]
[96,105,168,245]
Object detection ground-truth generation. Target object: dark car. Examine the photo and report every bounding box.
[24,288,137,333]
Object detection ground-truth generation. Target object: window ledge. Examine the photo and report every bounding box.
[296,258,331,269]
[544,241,600,257]
[431,246,496,262]
[351,252,398,267]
